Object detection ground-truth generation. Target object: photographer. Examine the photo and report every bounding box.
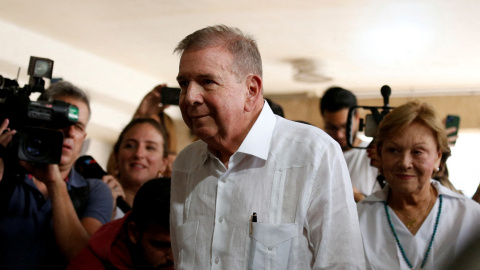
[0,81,113,269]
[320,87,381,202]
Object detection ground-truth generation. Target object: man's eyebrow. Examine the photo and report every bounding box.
[177,73,218,80]
[76,121,86,128]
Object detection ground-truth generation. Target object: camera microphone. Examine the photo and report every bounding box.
[75,155,132,213]
[381,85,391,108]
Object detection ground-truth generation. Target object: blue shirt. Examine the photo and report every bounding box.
[0,168,113,270]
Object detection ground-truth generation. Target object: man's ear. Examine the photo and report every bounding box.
[127,221,139,245]
[244,75,263,112]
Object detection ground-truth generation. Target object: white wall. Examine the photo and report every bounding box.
[448,130,480,198]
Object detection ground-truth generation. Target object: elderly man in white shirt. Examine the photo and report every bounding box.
[170,24,365,270]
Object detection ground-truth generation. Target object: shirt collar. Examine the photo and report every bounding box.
[68,167,88,189]
[364,179,465,203]
[236,100,276,160]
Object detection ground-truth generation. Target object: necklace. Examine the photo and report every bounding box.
[384,194,443,270]
[402,188,435,229]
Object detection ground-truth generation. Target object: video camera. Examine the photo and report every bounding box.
[0,56,79,164]
[346,85,394,149]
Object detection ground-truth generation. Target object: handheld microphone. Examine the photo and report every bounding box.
[75,155,132,213]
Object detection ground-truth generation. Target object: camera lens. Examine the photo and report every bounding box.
[18,127,64,164]
[25,137,49,158]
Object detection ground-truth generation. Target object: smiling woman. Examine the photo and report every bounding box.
[106,118,169,218]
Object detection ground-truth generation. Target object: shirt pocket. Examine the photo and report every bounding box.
[175,221,199,270]
[246,222,298,270]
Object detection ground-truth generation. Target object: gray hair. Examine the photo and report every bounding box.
[38,81,91,120]
[174,25,262,80]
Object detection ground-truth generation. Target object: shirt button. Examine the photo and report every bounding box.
[215,257,219,264]
[219,217,224,223]
[268,246,273,251]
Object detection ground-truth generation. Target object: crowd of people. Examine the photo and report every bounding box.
[1,24,480,270]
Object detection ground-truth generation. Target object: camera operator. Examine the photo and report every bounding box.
[0,81,113,269]
[320,86,381,202]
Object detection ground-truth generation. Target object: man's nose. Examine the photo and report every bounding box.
[335,128,346,139]
[184,82,203,105]
[61,125,75,138]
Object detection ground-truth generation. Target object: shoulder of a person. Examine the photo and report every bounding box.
[173,140,206,170]
[274,118,334,146]
[176,140,206,158]
[434,181,480,211]
[357,191,385,209]
[84,177,109,192]
[92,215,126,239]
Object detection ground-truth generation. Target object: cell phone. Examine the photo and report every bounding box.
[161,87,181,105]
[445,114,460,144]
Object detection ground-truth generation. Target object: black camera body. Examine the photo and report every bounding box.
[161,87,181,105]
[0,56,79,164]
[346,85,394,149]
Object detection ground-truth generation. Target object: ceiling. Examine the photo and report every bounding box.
[1,0,480,141]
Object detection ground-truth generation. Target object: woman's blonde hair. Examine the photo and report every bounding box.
[375,100,451,173]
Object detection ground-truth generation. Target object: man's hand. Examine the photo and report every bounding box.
[353,187,366,202]
[366,141,381,169]
[0,119,16,147]
[19,161,63,185]
[443,116,459,146]
[133,84,168,121]
[0,119,16,181]
[445,126,458,146]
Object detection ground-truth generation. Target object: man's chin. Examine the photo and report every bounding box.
[193,127,215,140]
[59,155,74,169]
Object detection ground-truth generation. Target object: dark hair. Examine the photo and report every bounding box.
[128,178,171,231]
[265,98,284,117]
[38,81,91,120]
[319,86,357,115]
[114,118,169,158]
[174,24,262,80]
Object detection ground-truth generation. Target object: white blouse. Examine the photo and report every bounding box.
[357,180,480,270]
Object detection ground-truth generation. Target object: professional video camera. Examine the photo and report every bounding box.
[346,85,394,149]
[0,56,79,164]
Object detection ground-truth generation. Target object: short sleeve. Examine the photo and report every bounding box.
[83,179,113,224]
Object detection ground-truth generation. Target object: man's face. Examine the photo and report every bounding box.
[56,96,88,171]
[129,223,174,270]
[176,46,249,145]
[322,108,358,151]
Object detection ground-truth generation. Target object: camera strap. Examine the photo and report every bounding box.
[68,181,90,218]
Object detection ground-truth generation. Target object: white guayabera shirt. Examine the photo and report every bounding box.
[171,101,366,270]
